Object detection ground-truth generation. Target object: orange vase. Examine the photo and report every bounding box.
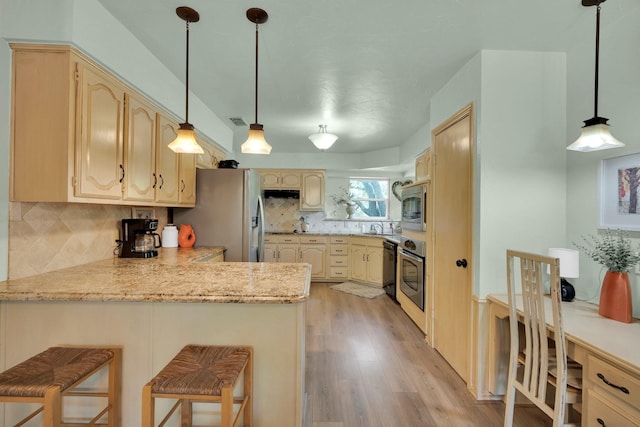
[599,271,632,323]
[178,224,196,248]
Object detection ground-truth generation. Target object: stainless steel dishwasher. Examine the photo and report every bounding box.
[383,239,398,302]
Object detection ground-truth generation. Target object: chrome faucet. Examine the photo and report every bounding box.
[370,223,384,234]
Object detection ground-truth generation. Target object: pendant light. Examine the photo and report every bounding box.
[309,125,339,150]
[567,0,623,152]
[241,8,272,155]
[168,6,204,154]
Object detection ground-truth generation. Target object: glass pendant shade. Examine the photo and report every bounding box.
[569,1,623,152]
[241,124,272,154]
[170,7,204,154]
[567,118,624,152]
[309,125,338,150]
[168,123,204,154]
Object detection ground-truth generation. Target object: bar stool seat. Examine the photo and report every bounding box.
[0,346,121,426]
[142,345,252,427]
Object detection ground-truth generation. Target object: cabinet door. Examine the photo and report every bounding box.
[123,93,156,202]
[300,171,325,211]
[178,153,196,206]
[350,245,367,281]
[75,63,125,199]
[280,172,301,189]
[415,148,431,181]
[155,115,180,204]
[366,247,384,285]
[263,244,277,262]
[300,245,327,278]
[278,244,299,263]
[262,172,281,189]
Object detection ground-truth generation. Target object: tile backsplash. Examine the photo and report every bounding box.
[8,202,167,280]
[264,199,397,234]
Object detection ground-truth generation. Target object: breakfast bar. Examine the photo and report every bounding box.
[0,247,311,426]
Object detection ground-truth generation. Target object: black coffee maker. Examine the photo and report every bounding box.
[119,218,162,258]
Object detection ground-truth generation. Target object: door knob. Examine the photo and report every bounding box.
[456,259,468,268]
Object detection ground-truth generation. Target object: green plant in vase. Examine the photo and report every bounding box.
[573,229,640,323]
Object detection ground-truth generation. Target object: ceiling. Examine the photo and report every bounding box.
[95,0,614,154]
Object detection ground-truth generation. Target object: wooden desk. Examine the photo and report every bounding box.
[487,294,640,426]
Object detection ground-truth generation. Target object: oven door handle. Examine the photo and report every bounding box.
[399,249,424,263]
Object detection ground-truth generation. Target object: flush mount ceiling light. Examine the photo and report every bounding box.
[168,6,204,154]
[241,8,272,155]
[309,125,338,150]
[567,0,623,152]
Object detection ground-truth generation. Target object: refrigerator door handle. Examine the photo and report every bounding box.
[257,195,265,262]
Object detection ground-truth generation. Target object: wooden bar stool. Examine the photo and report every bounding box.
[142,345,252,427]
[0,346,121,426]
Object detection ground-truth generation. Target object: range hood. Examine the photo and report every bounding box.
[263,189,300,199]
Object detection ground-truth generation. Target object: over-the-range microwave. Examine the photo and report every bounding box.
[401,183,427,232]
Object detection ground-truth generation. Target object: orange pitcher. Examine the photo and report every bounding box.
[178,224,196,248]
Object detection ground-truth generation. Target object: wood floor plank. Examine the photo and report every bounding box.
[305,283,554,427]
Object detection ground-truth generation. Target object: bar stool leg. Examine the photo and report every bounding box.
[109,348,122,427]
[141,383,154,427]
[221,385,233,427]
[43,387,61,427]
[181,399,192,426]
[244,349,253,426]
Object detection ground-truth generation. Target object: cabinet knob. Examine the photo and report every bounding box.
[597,418,606,427]
[159,174,164,189]
[119,164,125,183]
[152,173,157,189]
[456,259,468,268]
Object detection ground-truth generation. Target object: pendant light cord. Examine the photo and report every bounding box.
[593,3,601,118]
[185,20,191,124]
[254,22,259,125]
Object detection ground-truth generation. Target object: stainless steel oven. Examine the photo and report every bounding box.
[398,236,425,311]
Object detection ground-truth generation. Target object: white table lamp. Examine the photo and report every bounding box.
[548,248,580,301]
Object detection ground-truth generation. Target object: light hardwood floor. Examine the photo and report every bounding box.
[304,283,552,427]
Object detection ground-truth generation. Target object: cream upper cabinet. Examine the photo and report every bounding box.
[178,153,197,206]
[74,61,126,200]
[415,148,432,182]
[300,171,325,211]
[260,170,301,190]
[196,135,227,169]
[155,115,181,204]
[9,43,197,207]
[123,93,156,202]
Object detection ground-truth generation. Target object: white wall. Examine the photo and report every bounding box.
[566,4,640,317]
[430,50,567,298]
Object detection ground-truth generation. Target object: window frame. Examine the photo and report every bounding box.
[349,177,390,220]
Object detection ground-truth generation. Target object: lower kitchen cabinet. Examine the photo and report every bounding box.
[300,236,328,279]
[328,236,349,280]
[264,235,300,263]
[349,237,383,286]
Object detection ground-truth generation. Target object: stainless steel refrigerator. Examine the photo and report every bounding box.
[174,168,264,262]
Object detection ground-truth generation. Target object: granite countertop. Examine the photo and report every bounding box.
[0,247,311,304]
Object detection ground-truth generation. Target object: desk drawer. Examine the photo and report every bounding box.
[586,389,640,427]
[587,355,640,410]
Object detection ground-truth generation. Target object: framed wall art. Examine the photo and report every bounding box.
[599,153,640,230]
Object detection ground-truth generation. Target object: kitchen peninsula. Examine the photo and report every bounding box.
[0,247,310,426]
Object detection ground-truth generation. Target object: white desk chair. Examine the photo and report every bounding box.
[504,250,582,427]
